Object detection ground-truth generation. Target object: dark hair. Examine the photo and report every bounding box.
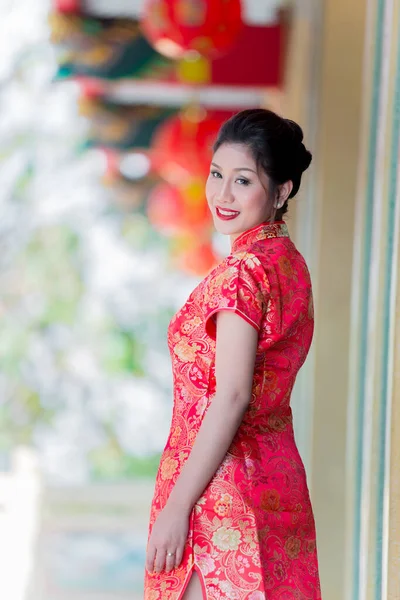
[213,108,312,219]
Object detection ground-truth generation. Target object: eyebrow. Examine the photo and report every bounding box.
[211,162,257,174]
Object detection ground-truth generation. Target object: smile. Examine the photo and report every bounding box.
[215,206,240,220]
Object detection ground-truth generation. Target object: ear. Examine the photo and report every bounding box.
[274,181,293,208]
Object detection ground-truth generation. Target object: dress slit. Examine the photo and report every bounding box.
[176,563,207,600]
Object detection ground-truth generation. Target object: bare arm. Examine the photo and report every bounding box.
[146,309,259,573]
[167,309,258,511]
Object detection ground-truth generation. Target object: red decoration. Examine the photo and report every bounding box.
[100,148,121,187]
[151,108,234,183]
[141,0,243,59]
[53,0,81,13]
[174,239,220,276]
[211,24,285,87]
[147,181,211,235]
[77,77,107,100]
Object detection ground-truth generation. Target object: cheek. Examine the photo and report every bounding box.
[205,177,215,204]
[245,188,268,212]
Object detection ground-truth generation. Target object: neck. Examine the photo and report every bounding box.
[229,218,277,247]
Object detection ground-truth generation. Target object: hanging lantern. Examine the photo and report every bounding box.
[151,107,234,184]
[77,77,106,100]
[53,0,81,14]
[146,181,211,235]
[173,239,220,276]
[180,177,212,230]
[141,0,243,60]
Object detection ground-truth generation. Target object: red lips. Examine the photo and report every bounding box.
[215,206,240,221]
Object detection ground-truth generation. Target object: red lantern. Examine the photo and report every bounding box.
[151,107,234,184]
[141,0,243,60]
[53,0,81,13]
[147,181,211,235]
[78,77,107,100]
[174,239,220,276]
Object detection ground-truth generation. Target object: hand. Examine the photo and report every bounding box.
[146,503,190,574]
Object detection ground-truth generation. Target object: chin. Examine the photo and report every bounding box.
[212,214,245,235]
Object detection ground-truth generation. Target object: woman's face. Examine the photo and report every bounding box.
[205,143,273,240]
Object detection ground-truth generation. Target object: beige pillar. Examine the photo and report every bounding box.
[283,0,367,598]
[309,1,367,594]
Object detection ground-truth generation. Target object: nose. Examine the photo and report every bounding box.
[216,181,234,205]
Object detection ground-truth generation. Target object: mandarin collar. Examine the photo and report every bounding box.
[231,220,290,253]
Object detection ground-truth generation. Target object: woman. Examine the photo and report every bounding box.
[144,109,322,600]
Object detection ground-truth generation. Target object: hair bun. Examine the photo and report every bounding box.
[284,118,304,144]
[298,143,312,172]
[284,119,312,173]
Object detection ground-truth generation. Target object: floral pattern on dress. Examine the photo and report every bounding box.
[144,221,322,599]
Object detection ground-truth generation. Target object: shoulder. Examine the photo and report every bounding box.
[244,237,311,281]
[230,250,263,267]
[209,251,264,279]
[204,251,270,299]
[201,252,271,338]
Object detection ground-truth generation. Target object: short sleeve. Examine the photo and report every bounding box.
[203,253,269,340]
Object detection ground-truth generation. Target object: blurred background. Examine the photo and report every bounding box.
[0,1,399,599]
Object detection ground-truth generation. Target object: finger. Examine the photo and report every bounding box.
[174,545,184,569]
[146,543,156,573]
[154,548,166,573]
[165,551,176,573]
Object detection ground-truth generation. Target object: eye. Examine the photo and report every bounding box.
[210,170,222,179]
[236,177,250,186]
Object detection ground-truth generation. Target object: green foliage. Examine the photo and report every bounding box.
[23,226,82,326]
[0,386,56,447]
[13,161,35,200]
[89,440,161,480]
[100,329,145,376]
[0,326,31,378]
[0,11,177,481]
[121,214,168,251]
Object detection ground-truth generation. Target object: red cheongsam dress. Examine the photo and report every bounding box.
[144,220,322,600]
